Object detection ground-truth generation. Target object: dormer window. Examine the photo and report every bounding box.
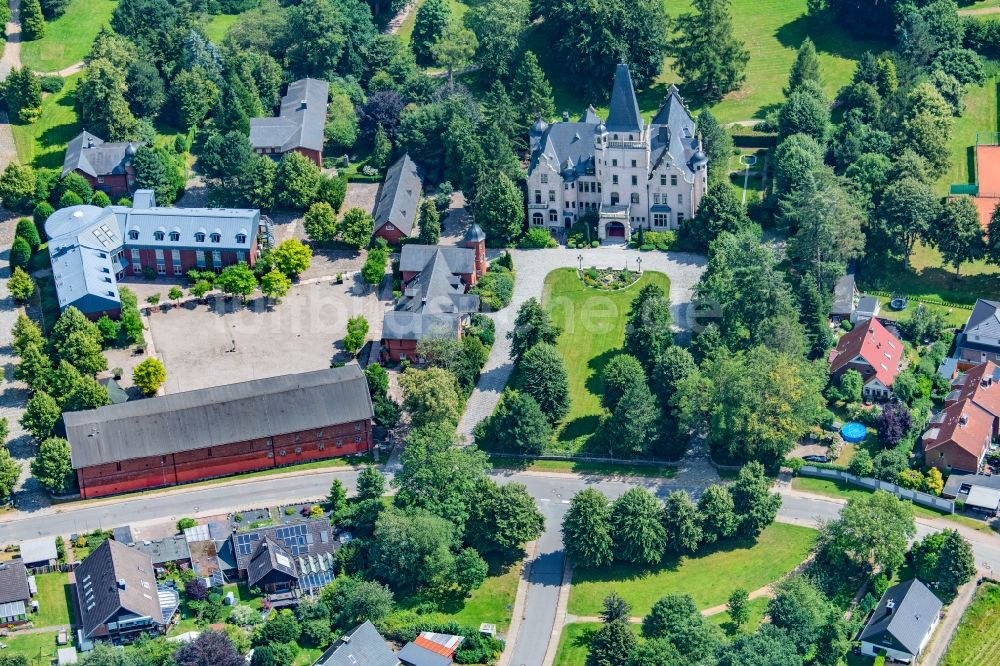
[210,233,221,243]
[195,232,205,242]
[169,231,180,241]
[128,230,139,240]
[153,231,164,241]
[236,233,247,244]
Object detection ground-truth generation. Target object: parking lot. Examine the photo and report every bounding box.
[142,276,383,394]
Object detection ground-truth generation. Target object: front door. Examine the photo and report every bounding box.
[608,222,626,237]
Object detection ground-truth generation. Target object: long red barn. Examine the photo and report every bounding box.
[65,366,373,499]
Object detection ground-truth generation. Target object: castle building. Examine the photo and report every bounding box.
[526,64,708,241]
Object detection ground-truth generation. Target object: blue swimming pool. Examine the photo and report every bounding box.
[840,422,868,443]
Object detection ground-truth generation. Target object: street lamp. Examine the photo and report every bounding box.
[637,257,642,274]
[578,254,583,271]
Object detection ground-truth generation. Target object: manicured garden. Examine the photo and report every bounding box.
[11,73,82,169]
[33,572,73,628]
[540,268,670,448]
[21,0,118,72]
[567,522,817,616]
[942,582,1000,666]
[202,12,243,44]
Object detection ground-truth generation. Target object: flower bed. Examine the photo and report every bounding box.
[579,267,641,290]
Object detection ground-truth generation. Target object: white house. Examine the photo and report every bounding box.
[859,579,942,663]
[526,64,708,241]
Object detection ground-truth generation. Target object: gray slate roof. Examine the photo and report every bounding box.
[75,540,164,639]
[19,537,57,565]
[246,539,296,589]
[249,78,329,153]
[859,579,942,656]
[397,250,479,315]
[62,131,141,178]
[964,299,1000,339]
[65,366,373,469]
[315,621,400,666]
[374,154,422,236]
[649,85,702,177]
[382,312,461,342]
[605,64,644,132]
[133,536,191,566]
[384,246,479,342]
[832,273,857,316]
[943,471,1000,497]
[398,642,450,666]
[399,244,475,275]
[230,520,336,574]
[0,560,30,605]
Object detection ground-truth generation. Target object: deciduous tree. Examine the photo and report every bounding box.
[466,478,545,559]
[400,367,462,428]
[824,490,915,573]
[563,488,614,568]
[475,389,551,454]
[731,461,782,537]
[610,487,666,565]
[339,208,375,249]
[270,239,312,277]
[7,268,35,304]
[934,197,986,276]
[697,484,738,544]
[132,357,166,396]
[304,202,339,244]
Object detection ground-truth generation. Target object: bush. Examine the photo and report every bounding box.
[639,243,655,251]
[591,240,599,248]
[176,517,197,533]
[467,313,495,348]
[492,252,514,272]
[9,237,31,270]
[841,321,853,331]
[471,271,514,311]
[39,76,63,93]
[518,227,555,249]
[15,217,40,250]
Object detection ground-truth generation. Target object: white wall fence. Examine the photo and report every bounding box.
[800,465,955,513]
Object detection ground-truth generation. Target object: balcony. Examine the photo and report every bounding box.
[607,141,645,149]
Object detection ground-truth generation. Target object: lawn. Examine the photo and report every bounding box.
[12,73,82,169]
[567,522,817,616]
[540,268,670,450]
[402,557,521,632]
[202,13,243,44]
[707,596,770,635]
[489,455,677,478]
[21,0,117,72]
[871,294,973,329]
[32,572,73,628]
[936,61,1000,196]
[4,631,61,663]
[397,0,470,45]
[525,0,886,125]
[942,582,1000,666]
[553,622,640,666]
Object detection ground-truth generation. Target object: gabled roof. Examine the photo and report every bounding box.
[923,398,994,466]
[828,318,903,387]
[133,536,191,566]
[19,537,57,565]
[62,131,141,178]
[65,366,372,469]
[75,540,164,639]
[397,250,479,315]
[249,78,329,153]
[399,244,475,275]
[374,154,422,236]
[605,64,643,132]
[315,621,400,666]
[649,84,699,177]
[398,642,451,666]
[580,105,601,124]
[246,538,297,589]
[860,579,941,656]
[949,361,1000,417]
[230,520,336,574]
[527,122,597,181]
[964,299,1000,341]
[0,561,29,605]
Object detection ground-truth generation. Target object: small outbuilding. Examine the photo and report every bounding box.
[19,536,58,568]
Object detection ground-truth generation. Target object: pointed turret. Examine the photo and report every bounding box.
[605,64,644,133]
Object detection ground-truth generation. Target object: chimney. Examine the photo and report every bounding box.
[562,111,569,122]
[960,414,969,426]
[86,137,94,149]
[118,578,127,590]
[886,599,895,616]
[300,99,308,110]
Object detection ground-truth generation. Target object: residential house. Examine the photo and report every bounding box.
[851,295,881,324]
[827,317,904,400]
[132,536,192,571]
[955,299,1000,368]
[0,560,31,626]
[380,227,486,363]
[65,366,373,499]
[249,78,329,167]
[75,539,179,647]
[859,579,941,663]
[221,520,337,598]
[19,536,57,568]
[526,64,707,239]
[62,131,141,198]
[922,360,1000,474]
[313,620,399,666]
[45,190,261,319]
[830,273,859,320]
[399,632,464,666]
[373,154,422,245]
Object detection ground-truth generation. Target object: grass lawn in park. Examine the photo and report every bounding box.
[4,632,61,663]
[525,0,886,125]
[942,582,1000,666]
[400,557,521,632]
[32,572,73,628]
[567,522,817,616]
[554,622,641,666]
[397,0,471,45]
[539,268,670,450]
[12,73,82,169]
[708,596,770,635]
[20,0,118,72]
[871,294,973,329]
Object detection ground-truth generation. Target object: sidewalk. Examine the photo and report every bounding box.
[919,578,979,666]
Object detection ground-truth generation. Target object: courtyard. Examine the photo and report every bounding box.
[120,277,383,394]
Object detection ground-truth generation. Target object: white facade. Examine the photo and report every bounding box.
[527,66,708,241]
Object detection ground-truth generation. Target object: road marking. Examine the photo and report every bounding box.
[539,498,551,502]
[560,500,570,504]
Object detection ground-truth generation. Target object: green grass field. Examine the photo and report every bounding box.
[400,557,521,632]
[202,13,243,43]
[567,522,817,616]
[554,622,641,666]
[398,0,471,44]
[33,572,73,628]
[4,631,61,663]
[871,294,972,329]
[12,73,82,169]
[539,268,670,449]
[942,582,1000,666]
[707,596,770,634]
[21,0,118,72]
[937,61,1000,195]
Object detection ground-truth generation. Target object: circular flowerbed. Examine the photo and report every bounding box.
[579,266,641,290]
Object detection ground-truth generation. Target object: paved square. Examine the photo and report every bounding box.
[146,278,383,393]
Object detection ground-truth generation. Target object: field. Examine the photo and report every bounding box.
[539,268,671,449]
[11,73,82,169]
[554,622,641,666]
[4,632,61,663]
[33,572,73,628]
[21,0,118,72]
[942,582,1000,666]
[567,523,817,616]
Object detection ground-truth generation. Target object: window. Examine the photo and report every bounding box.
[294,447,302,454]
[153,231,164,241]
[532,212,544,225]
[318,442,325,450]
[116,462,122,472]
[207,448,212,457]
[210,233,221,243]
[631,193,640,204]
[597,182,602,192]
[653,194,660,204]
[677,193,682,204]
[660,175,667,186]
[541,173,548,184]
[155,249,165,275]
[548,190,555,202]
[196,250,206,268]
[612,159,618,167]
[97,177,105,184]
[169,231,180,242]
[171,251,181,272]
[676,212,684,224]
[236,234,246,244]
[237,251,246,262]
[612,175,619,185]
[195,232,205,242]
[670,175,677,186]
[613,135,618,140]
[631,175,637,186]
[355,435,362,443]
[279,449,286,456]
[212,250,221,266]
[631,160,636,168]
[549,210,558,222]
[534,190,542,204]
[128,230,139,240]
[653,213,669,227]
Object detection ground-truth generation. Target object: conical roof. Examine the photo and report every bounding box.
[464,222,486,244]
[605,64,643,132]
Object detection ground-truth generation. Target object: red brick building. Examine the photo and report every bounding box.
[66,366,373,499]
[923,361,1000,473]
[62,131,141,198]
[249,78,328,167]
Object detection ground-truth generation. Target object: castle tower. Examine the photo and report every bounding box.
[463,223,487,279]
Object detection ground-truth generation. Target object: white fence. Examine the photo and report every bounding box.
[800,465,955,513]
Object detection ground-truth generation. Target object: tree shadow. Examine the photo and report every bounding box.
[558,414,600,443]
[774,12,891,62]
[584,347,621,397]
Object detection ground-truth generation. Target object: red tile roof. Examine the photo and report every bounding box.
[950,360,1000,418]
[828,318,903,388]
[923,399,993,465]
[413,632,463,658]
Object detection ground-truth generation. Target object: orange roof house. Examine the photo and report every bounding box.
[923,361,1000,473]
[828,318,903,401]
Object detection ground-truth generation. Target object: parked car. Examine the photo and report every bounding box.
[802,455,829,463]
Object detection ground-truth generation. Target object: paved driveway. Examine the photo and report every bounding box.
[456,247,706,437]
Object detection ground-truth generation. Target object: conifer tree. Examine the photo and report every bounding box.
[669,0,749,103]
[785,37,822,95]
[20,0,46,41]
